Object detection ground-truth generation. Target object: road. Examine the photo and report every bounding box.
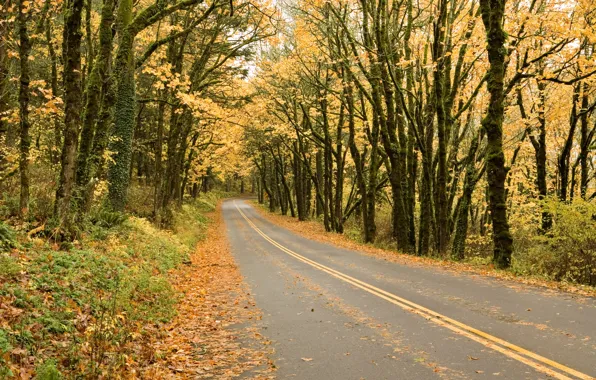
[223,199,596,380]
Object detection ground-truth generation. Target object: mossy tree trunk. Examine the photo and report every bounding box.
[451,132,484,260]
[557,83,580,202]
[76,0,116,194]
[479,0,514,268]
[578,82,591,200]
[45,20,61,164]
[0,6,8,154]
[106,0,204,211]
[107,0,135,211]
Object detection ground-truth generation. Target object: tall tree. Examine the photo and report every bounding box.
[54,0,84,232]
[479,0,514,268]
[17,0,32,216]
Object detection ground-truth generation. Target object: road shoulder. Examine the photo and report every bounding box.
[250,200,596,299]
[142,202,275,379]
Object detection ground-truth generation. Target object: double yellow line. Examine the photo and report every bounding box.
[234,201,594,380]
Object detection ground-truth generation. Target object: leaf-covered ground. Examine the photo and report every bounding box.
[0,198,275,379]
[141,203,276,379]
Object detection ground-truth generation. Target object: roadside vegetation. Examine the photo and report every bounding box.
[1,0,274,376]
[1,0,596,374]
[0,188,237,378]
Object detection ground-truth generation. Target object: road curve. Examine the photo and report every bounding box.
[223,199,596,380]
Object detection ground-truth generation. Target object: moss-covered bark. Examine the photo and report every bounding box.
[107,0,135,211]
[479,0,514,268]
[451,132,483,260]
[76,0,116,191]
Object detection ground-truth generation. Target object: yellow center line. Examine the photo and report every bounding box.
[234,201,594,380]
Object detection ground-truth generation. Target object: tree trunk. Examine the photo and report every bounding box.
[579,82,590,199]
[315,149,324,217]
[107,0,135,211]
[479,0,514,268]
[17,0,32,216]
[55,0,84,232]
[452,133,482,260]
[76,0,116,191]
[45,20,61,164]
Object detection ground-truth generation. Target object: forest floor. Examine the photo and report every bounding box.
[250,200,596,298]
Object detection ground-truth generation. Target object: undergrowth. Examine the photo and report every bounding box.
[258,197,596,289]
[0,190,233,378]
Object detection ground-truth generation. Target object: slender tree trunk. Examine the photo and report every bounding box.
[433,0,449,255]
[0,6,9,156]
[452,133,482,260]
[55,0,84,232]
[45,20,61,164]
[315,150,324,217]
[17,0,32,216]
[534,81,551,230]
[154,92,166,217]
[579,82,590,200]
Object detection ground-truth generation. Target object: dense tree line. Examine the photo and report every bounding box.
[1,0,595,280]
[244,0,596,271]
[0,0,276,235]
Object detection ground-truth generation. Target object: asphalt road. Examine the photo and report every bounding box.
[223,199,596,380]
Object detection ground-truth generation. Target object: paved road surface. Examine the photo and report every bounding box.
[223,199,596,380]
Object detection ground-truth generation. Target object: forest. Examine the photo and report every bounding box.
[0,0,596,376]
[245,0,596,284]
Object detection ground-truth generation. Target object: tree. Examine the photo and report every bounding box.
[479,0,514,268]
[54,0,84,233]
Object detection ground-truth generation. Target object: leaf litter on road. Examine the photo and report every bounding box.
[142,203,276,379]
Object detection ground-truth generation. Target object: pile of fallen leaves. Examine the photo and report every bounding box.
[141,204,276,379]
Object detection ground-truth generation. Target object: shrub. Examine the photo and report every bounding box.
[0,222,17,252]
[35,360,62,380]
[89,207,128,228]
[0,254,21,279]
[513,197,596,286]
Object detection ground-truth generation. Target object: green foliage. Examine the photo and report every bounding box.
[35,360,62,380]
[0,166,59,222]
[172,203,210,248]
[0,254,20,280]
[172,190,234,248]
[0,222,17,252]
[90,207,128,228]
[513,198,596,285]
[0,198,218,377]
[0,329,13,378]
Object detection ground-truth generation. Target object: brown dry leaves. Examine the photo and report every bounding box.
[251,202,596,298]
[141,204,275,379]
